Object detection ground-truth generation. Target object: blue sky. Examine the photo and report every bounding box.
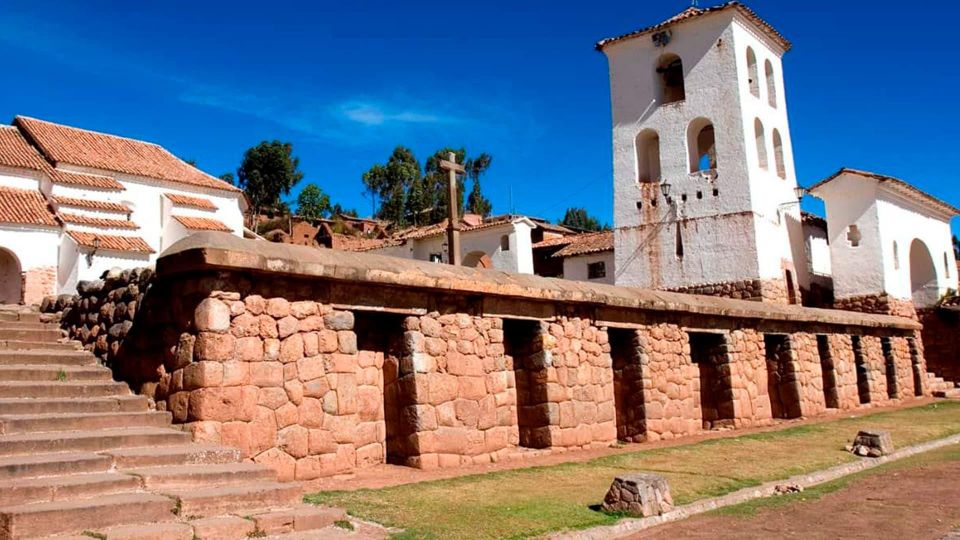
[1,0,957,232]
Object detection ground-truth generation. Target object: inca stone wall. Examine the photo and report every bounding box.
[671,278,796,305]
[41,233,931,479]
[918,309,960,383]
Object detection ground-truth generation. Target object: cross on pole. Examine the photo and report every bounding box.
[439,152,465,266]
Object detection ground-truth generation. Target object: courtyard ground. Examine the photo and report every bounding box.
[632,442,960,540]
[305,401,960,540]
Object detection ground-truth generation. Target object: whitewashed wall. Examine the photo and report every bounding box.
[562,251,615,284]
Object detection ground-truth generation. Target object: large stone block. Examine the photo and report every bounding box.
[195,298,231,333]
[601,473,673,517]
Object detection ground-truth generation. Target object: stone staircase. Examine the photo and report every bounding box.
[926,372,960,399]
[0,309,355,540]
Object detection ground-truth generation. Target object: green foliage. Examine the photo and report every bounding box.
[333,519,355,530]
[81,531,107,540]
[219,172,235,184]
[332,203,358,218]
[238,141,304,227]
[296,184,332,220]
[56,368,67,382]
[560,208,607,232]
[363,146,494,227]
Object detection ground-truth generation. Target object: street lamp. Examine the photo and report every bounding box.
[659,180,672,199]
[793,185,806,202]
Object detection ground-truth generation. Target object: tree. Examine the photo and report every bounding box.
[954,235,960,259]
[560,207,607,232]
[362,147,421,227]
[219,172,235,184]
[331,203,358,218]
[237,141,304,231]
[296,184,331,220]
[423,148,467,224]
[465,153,492,217]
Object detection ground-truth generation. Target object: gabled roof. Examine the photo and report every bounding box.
[165,193,218,211]
[0,126,48,171]
[48,169,124,191]
[67,231,154,253]
[60,213,139,230]
[552,231,614,258]
[809,168,960,218]
[14,116,240,193]
[173,215,233,232]
[0,186,58,227]
[595,2,791,53]
[52,196,131,214]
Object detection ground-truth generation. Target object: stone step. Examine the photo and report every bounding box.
[105,444,241,469]
[165,482,302,518]
[0,395,149,415]
[0,472,141,507]
[933,388,960,399]
[0,381,129,399]
[0,452,111,481]
[0,312,36,324]
[0,411,172,435]
[0,340,79,351]
[0,322,49,331]
[0,328,61,342]
[0,492,176,539]
[250,505,348,536]
[125,462,277,489]
[0,351,96,367]
[91,521,194,540]
[0,427,191,457]
[188,515,256,539]
[0,365,112,382]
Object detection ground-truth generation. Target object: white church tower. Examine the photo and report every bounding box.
[598,3,805,304]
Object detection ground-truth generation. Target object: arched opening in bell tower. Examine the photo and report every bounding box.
[635,129,661,183]
[687,118,717,173]
[655,54,685,104]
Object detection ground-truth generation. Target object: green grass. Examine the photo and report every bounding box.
[305,401,960,540]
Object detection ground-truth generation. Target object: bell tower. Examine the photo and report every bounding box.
[598,3,805,304]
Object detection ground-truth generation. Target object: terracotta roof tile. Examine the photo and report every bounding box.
[15,116,240,193]
[53,196,131,214]
[173,215,233,232]
[0,126,48,171]
[165,193,218,210]
[533,235,577,249]
[60,213,139,230]
[48,168,124,191]
[0,186,58,227]
[552,231,614,258]
[596,2,791,52]
[809,168,960,218]
[67,231,154,253]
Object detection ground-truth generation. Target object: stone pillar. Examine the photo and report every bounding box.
[763,334,802,419]
[637,324,700,441]
[725,329,773,427]
[824,334,860,410]
[611,328,647,442]
[790,332,827,417]
[858,336,889,404]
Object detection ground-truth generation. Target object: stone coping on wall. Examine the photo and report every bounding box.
[158,232,919,332]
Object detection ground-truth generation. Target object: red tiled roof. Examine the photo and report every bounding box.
[596,2,791,52]
[53,196,131,214]
[533,235,577,249]
[0,126,48,171]
[552,231,614,258]
[67,231,154,253]
[0,186,58,227]
[15,116,240,193]
[48,168,124,191]
[60,213,139,230]
[809,168,960,218]
[173,215,232,232]
[165,193,218,211]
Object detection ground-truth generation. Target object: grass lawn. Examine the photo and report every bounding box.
[305,401,960,540]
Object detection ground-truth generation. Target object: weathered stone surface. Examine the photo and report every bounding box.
[851,429,894,457]
[601,473,673,517]
[195,298,231,333]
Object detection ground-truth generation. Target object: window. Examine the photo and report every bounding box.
[675,223,684,259]
[754,119,768,170]
[946,252,951,277]
[500,235,510,251]
[746,47,759,97]
[656,54,685,104]
[636,129,661,183]
[588,261,606,279]
[847,225,861,247]
[893,241,900,270]
[765,60,777,108]
[688,118,717,173]
[772,129,786,179]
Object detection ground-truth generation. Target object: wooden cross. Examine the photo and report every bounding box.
[439,152,465,266]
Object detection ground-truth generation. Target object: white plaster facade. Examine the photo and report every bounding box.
[369,218,536,274]
[563,251,616,285]
[810,170,959,308]
[600,5,803,296]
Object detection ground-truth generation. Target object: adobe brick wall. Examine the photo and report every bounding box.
[40,235,932,479]
[22,266,56,306]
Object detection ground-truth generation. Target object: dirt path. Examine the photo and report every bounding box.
[631,451,960,540]
[301,399,936,493]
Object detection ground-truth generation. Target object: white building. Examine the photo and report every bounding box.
[598,3,805,303]
[533,231,615,285]
[808,168,959,311]
[0,116,245,304]
[366,215,537,274]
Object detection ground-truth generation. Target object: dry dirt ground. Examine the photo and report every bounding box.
[631,450,960,540]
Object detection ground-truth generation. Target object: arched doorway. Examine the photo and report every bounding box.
[0,248,22,304]
[462,251,492,269]
[909,239,938,308]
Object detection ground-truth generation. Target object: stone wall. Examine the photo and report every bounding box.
[671,278,797,305]
[918,309,960,383]
[22,266,56,306]
[42,233,928,479]
[835,294,918,321]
